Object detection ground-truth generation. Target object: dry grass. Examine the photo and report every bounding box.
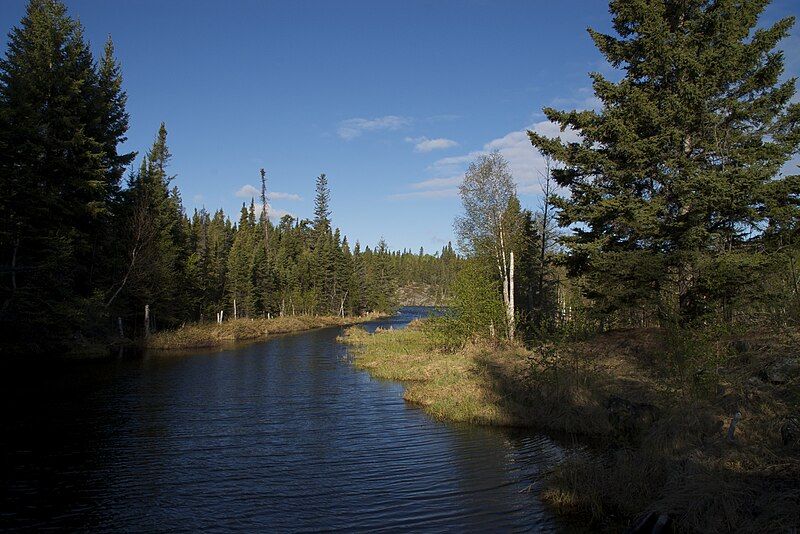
[148,313,383,350]
[342,322,612,430]
[342,322,800,532]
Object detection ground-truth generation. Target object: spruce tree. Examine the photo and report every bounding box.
[529,0,800,323]
[313,173,331,235]
[0,0,133,345]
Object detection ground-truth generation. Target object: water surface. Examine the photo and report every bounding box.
[2,307,571,532]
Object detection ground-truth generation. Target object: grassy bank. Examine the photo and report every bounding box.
[341,322,800,532]
[148,313,384,350]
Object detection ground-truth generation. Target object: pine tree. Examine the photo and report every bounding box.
[116,124,189,330]
[529,0,800,324]
[313,173,331,235]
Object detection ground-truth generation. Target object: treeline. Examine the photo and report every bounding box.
[111,128,401,333]
[440,0,799,344]
[0,0,454,353]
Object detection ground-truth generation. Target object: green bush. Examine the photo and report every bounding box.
[425,260,506,350]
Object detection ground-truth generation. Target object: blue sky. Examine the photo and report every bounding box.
[1,0,798,253]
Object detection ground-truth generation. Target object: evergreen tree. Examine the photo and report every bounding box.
[0,0,132,345]
[530,0,800,324]
[226,203,255,318]
[313,173,331,235]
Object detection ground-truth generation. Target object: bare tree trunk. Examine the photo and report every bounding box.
[508,251,515,341]
[144,305,150,339]
[497,227,512,339]
[233,298,237,319]
[106,246,138,308]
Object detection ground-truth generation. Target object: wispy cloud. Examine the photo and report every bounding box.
[396,120,581,201]
[236,185,302,201]
[410,175,462,190]
[389,175,461,200]
[405,136,459,153]
[235,184,259,198]
[269,191,302,201]
[427,152,481,173]
[337,115,412,140]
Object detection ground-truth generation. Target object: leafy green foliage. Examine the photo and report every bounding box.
[426,260,505,350]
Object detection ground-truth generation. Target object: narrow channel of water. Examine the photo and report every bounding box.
[2,307,574,532]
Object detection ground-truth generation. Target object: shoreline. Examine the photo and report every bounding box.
[146,312,387,351]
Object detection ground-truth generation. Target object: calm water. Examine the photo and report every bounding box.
[2,307,572,532]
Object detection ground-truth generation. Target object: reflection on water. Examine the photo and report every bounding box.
[2,307,571,532]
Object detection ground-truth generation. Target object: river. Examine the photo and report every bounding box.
[2,307,574,532]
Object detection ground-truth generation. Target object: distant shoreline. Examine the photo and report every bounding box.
[146,312,387,351]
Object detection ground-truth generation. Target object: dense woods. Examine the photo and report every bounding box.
[0,0,457,354]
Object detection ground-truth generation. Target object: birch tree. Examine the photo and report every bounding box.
[455,151,522,340]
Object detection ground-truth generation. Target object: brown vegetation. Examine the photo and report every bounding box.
[148,313,384,350]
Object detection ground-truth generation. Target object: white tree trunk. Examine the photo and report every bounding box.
[508,251,515,341]
[233,299,237,319]
[144,305,150,338]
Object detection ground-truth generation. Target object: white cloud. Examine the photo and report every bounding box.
[337,115,412,140]
[249,201,294,222]
[398,120,581,201]
[427,152,482,174]
[268,207,294,220]
[483,121,581,193]
[235,184,259,198]
[236,185,301,202]
[269,191,302,201]
[405,136,459,152]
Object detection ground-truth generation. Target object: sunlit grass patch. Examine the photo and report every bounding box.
[148,313,383,350]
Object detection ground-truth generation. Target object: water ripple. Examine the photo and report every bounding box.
[1,307,571,532]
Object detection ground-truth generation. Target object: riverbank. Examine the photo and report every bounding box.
[148,313,385,350]
[341,321,800,532]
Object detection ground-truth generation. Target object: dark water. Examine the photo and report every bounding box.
[2,307,572,532]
